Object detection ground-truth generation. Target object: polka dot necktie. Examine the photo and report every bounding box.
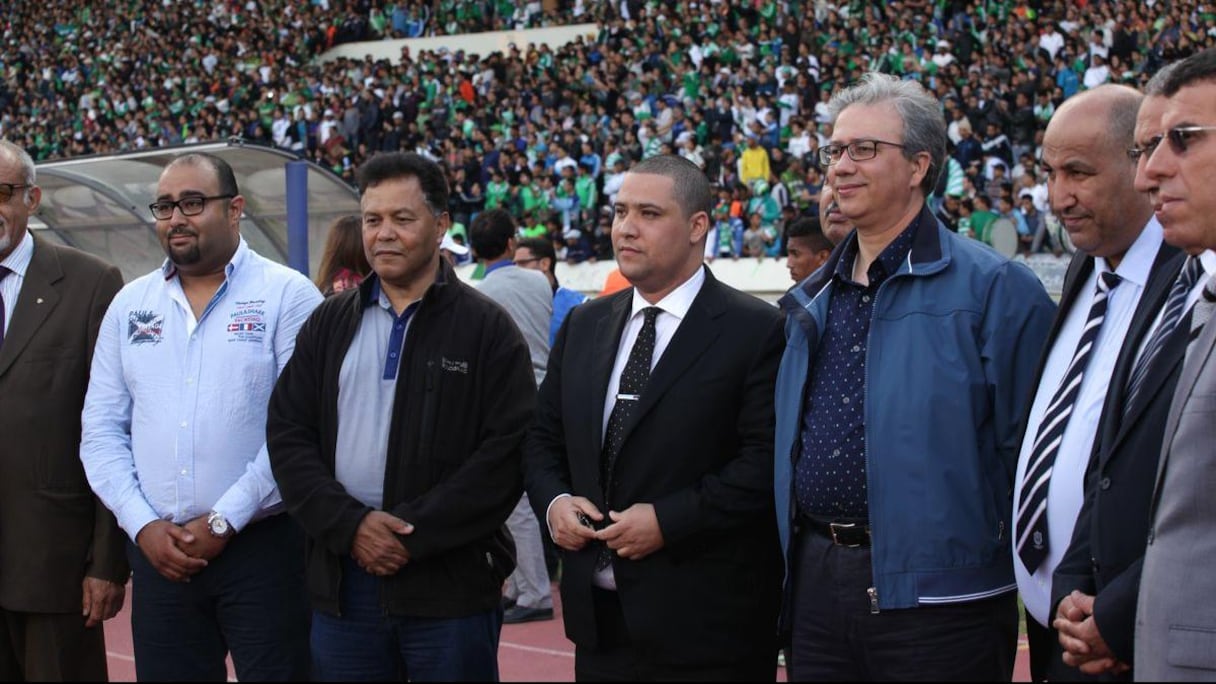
[596,306,661,571]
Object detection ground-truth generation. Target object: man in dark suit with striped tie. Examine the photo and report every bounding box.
[1127,48,1216,681]
[1013,84,1186,682]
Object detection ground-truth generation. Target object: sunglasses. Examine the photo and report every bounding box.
[1127,125,1216,161]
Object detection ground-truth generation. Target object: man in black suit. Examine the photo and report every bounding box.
[1050,67,1206,681]
[524,155,784,681]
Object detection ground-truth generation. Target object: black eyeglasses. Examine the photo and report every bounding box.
[0,183,30,203]
[818,139,907,167]
[1128,125,1216,161]
[149,195,233,220]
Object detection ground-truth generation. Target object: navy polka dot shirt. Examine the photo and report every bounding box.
[794,222,916,520]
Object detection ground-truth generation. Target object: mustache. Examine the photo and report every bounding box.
[167,227,197,239]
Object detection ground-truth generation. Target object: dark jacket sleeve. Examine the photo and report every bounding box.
[387,303,534,562]
[86,264,130,584]
[267,302,373,555]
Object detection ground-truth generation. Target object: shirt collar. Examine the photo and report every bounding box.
[1199,248,1216,280]
[0,230,34,278]
[161,237,250,281]
[629,264,706,323]
[1098,215,1162,289]
[833,216,917,285]
[483,259,516,276]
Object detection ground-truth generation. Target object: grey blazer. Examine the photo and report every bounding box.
[1136,296,1216,681]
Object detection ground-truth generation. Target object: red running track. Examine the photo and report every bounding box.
[103,581,1029,681]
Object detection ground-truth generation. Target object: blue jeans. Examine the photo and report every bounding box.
[127,514,310,681]
[310,557,502,681]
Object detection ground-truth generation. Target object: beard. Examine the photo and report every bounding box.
[164,228,201,265]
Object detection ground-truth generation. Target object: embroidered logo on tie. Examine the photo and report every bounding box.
[128,310,164,345]
[227,300,267,343]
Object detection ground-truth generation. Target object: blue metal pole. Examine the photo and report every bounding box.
[285,160,310,277]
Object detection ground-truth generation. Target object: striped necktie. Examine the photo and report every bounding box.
[1016,271,1122,573]
[1125,255,1204,410]
[0,266,10,350]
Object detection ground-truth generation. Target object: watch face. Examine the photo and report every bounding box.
[209,515,230,536]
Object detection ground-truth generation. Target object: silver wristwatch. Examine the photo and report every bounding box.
[207,511,234,538]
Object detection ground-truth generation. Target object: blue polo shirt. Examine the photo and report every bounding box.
[794,220,917,519]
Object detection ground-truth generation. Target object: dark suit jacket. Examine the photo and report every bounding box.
[0,234,128,613]
[1051,243,1185,674]
[525,267,784,670]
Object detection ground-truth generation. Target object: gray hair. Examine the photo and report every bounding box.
[1144,62,1180,97]
[0,140,37,200]
[827,72,947,196]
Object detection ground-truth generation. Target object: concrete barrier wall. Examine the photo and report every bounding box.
[454,253,1070,303]
[318,23,599,63]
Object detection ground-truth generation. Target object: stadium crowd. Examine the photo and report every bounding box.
[2,0,1215,261]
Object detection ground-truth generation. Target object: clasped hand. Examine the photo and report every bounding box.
[135,517,225,583]
[352,511,414,576]
[547,497,664,560]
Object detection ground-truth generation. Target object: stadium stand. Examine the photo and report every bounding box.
[3,0,1212,265]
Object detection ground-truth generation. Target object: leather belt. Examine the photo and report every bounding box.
[800,515,872,547]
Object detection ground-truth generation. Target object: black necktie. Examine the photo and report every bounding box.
[597,306,661,571]
[0,266,11,350]
[1016,271,1121,573]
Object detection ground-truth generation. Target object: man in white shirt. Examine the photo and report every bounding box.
[80,153,321,680]
[1013,85,1168,682]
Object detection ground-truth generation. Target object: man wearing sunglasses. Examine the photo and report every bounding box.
[81,153,322,680]
[774,72,1055,680]
[1133,49,1216,682]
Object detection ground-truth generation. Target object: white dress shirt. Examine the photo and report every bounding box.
[0,231,33,336]
[1013,218,1162,627]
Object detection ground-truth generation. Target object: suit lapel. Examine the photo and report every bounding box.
[0,239,63,379]
[1150,307,1216,509]
[617,271,724,448]
[1103,246,1184,460]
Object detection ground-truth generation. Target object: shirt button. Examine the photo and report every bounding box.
[179,421,187,428]
[833,449,841,457]
[842,397,850,404]
[862,295,871,303]
[1100,477,1111,491]
[185,378,194,384]
[852,345,861,353]
[389,351,398,358]
[180,469,188,475]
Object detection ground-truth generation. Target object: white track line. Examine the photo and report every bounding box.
[499,641,575,658]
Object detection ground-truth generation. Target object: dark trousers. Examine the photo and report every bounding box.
[127,514,310,682]
[574,587,774,682]
[310,556,502,682]
[0,608,108,681]
[788,525,1017,681]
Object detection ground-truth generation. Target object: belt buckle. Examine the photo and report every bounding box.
[829,521,866,547]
